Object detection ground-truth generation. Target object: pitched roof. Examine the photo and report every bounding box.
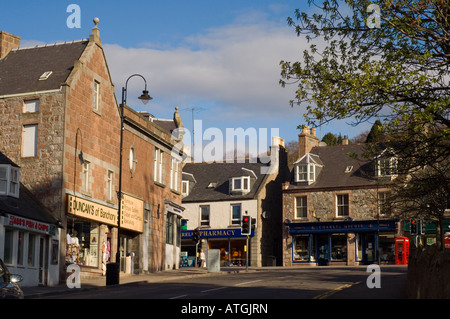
[0,40,88,96]
[0,183,59,225]
[287,144,377,190]
[182,162,270,202]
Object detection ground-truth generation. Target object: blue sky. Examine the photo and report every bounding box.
[1,1,372,155]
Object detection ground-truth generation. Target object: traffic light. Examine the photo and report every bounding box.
[420,220,426,235]
[241,215,251,235]
[410,220,417,235]
[193,228,200,243]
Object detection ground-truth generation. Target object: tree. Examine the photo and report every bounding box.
[322,132,338,145]
[365,120,385,143]
[280,0,450,249]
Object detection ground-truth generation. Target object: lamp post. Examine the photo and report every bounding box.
[107,74,152,286]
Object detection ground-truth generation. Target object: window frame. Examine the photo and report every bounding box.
[200,205,210,227]
[0,165,20,198]
[296,164,315,182]
[93,80,100,112]
[22,124,38,158]
[231,204,242,225]
[231,176,250,192]
[295,196,308,219]
[336,194,350,217]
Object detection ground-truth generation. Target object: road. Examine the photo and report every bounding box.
[42,265,407,300]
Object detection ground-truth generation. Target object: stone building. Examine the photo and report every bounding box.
[282,126,400,266]
[0,20,184,281]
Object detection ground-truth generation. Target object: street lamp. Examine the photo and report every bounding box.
[107,74,152,286]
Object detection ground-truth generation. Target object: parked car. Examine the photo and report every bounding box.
[0,258,24,299]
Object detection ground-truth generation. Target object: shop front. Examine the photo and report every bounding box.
[288,219,398,266]
[66,194,143,275]
[181,228,254,267]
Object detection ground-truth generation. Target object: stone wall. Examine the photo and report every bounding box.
[407,245,450,299]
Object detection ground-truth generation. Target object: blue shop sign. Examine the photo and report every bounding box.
[289,219,398,235]
[182,228,254,239]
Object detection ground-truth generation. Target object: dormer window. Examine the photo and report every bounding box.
[294,153,323,184]
[376,157,398,178]
[296,164,315,182]
[0,165,20,198]
[231,176,250,193]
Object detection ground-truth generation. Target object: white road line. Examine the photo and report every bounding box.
[201,287,228,293]
[234,280,263,286]
[169,294,188,299]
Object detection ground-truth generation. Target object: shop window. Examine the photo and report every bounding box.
[17,231,25,266]
[3,228,13,264]
[27,234,36,267]
[331,234,347,261]
[166,213,174,245]
[293,235,311,262]
[66,220,99,267]
[295,196,307,219]
[336,194,349,217]
[231,204,241,225]
[200,205,210,227]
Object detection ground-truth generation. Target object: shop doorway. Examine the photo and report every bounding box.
[357,233,376,264]
[38,237,48,286]
[316,235,330,266]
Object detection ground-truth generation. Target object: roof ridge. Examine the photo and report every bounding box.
[13,39,89,51]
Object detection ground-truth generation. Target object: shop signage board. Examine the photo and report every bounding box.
[288,219,398,234]
[67,194,144,232]
[120,194,144,233]
[67,194,118,226]
[182,228,254,240]
[7,214,53,235]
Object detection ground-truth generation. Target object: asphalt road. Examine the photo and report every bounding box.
[42,265,407,300]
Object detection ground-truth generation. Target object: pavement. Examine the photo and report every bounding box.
[22,267,225,299]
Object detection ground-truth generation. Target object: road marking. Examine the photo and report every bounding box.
[313,282,361,299]
[201,286,228,293]
[169,294,188,299]
[234,280,263,286]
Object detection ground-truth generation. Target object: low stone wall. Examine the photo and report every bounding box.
[407,245,450,299]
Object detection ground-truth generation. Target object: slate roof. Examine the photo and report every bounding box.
[0,40,88,96]
[182,162,271,203]
[287,144,377,190]
[0,184,59,225]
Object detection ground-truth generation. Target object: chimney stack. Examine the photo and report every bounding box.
[298,125,319,158]
[0,31,21,59]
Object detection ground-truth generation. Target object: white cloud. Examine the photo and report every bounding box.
[103,17,306,124]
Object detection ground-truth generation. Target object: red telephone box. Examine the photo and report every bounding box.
[395,237,410,265]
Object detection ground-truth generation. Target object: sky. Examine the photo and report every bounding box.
[1,0,373,157]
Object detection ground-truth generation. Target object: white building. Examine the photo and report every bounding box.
[181,138,288,267]
[0,152,61,287]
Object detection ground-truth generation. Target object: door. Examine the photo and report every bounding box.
[38,237,48,286]
[316,234,330,265]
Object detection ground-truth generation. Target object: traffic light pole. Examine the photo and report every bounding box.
[246,235,249,272]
